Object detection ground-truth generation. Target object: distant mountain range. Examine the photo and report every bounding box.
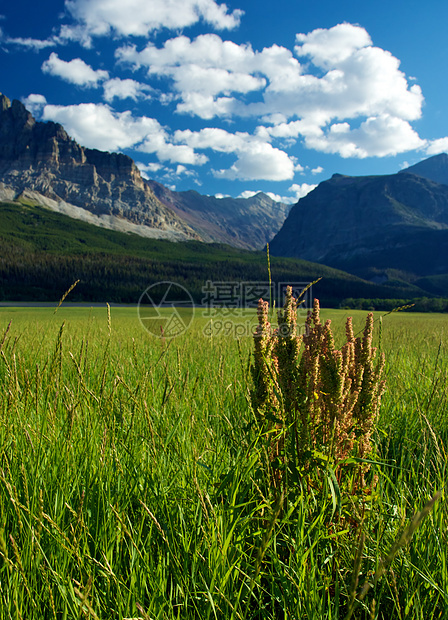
[269,154,448,295]
[146,180,289,250]
[0,93,288,250]
[1,90,448,302]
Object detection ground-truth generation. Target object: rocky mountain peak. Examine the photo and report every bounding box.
[0,94,201,240]
[146,181,289,249]
[0,92,290,247]
[269,161,448,280]
[0,93,11,112]
[400,152,448,186]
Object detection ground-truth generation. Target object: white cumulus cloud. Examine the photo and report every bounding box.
[139,137,208,165]
[41,102,207,166]
[136,161,164,179]
[295,22,371,68]
[214,143,293,181]
[65,0,243,41]
[238,190,289,203]
[42,53,109,87]
[175,93,237,120]
[42,103,154,149]
[238,184,316,204]
[176,127,295,181]
[19,15,437,184]
[288,183,317,201]
[304,114,425,158]
[102,78,153,102]
[425,138,448,156]
[117,34,265,118]
[116,23,425,162]
[21,94,47,117]
[238,190,259,199]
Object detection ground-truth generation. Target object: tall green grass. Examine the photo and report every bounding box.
[0,306,446,619]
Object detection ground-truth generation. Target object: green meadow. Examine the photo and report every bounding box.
[0,305,446,619]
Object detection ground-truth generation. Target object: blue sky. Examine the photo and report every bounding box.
[1,0,448,203]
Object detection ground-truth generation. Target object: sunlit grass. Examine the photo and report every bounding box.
[0,305,446,619]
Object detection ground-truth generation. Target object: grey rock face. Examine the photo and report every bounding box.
[147,180,290,250]
[0,93,290,248]
[0,93,199,240]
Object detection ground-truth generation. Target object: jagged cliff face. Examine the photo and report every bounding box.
[0,93,289,247]
[0,93,200,239]
[146,180,290,250]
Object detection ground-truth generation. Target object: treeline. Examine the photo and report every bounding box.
[1,201,446,309]
[340,297,448,313]
[1,244,445,310]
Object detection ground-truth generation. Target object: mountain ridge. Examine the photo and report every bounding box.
[269,155,448,286]
[146,180,289,249]
[400,153,448,186]
[2,91,448,299]
[0,93,288,249]
[0,93,199,241]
